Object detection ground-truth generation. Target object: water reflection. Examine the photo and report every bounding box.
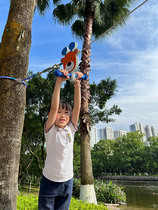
[112,180,158,210]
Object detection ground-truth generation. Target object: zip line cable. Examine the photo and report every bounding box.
[0,0,149,87]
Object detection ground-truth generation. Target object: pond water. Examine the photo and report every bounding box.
[112,180,158,210]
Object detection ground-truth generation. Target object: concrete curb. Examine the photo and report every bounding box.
[100,176,158,181]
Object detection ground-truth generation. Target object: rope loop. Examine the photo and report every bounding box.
[0,76,27,87]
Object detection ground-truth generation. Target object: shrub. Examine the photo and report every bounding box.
[73,178,80,198]
[73,178,126,204]
[94,180,126,204]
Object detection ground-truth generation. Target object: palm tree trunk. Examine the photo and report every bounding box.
[79,0,97,204]
[0,0,36,209]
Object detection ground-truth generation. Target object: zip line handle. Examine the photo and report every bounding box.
[54,70,88,80]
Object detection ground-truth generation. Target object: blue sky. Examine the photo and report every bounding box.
[1,0,158,135]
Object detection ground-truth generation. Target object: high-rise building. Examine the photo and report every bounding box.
[99,127,114,140]
[145,125,152,139]
[105,127,114,140]
[98,123,157,142]
[90,126,98,147]
[114,129,128,139]
[151,126,157,137]
[99,128,106,140]
[129,122,147,142]
[139,123,146,142]
[129,122,140,132]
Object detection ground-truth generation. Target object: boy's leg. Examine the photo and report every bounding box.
[55,178,73,210]
[38,195,55,210]
[38,176,61,210]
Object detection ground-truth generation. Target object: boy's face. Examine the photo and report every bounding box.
[55,105,70,128]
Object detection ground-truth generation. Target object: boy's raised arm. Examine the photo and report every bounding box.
[71,79,81,129]
[45,70,69,132]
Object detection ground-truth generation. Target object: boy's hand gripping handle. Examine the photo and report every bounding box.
[54,70,88,80]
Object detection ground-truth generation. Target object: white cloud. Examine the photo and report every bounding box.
[104,0,158,51]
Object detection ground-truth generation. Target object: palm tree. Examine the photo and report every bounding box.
[53,0,136,204]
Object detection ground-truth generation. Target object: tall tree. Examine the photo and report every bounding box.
[0,0,50,209]
[111,131,145,174]
[0,1,36,209]
[53,0,135,203]
[92,139,115,176]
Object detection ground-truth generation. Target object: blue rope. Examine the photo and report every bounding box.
[0,63,62,88]
[0,76,27,87]
[21,74,36,81]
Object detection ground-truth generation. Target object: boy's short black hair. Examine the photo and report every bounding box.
[48,101,72,114]
[59,101,72,114]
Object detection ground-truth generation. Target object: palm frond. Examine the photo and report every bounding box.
[53,0,62,6]
[52,0,137,40]
[71,20,85,39]
[53,3,76,25]
[76,1,86,19]
[37,0,50,15]
[92,0,101,23]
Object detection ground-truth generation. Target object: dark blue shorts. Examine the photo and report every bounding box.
[38,175,73,210]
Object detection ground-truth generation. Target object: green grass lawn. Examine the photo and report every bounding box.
[19,184,39,196]
[17,195,108,210]
[18,184,108,210]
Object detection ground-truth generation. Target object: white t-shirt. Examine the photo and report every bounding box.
[43,121,77,182]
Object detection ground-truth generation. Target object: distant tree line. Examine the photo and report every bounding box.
[91,132,158,177]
